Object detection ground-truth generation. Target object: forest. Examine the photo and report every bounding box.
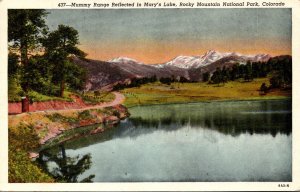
[8,10,88,103]
[207,56,292,92]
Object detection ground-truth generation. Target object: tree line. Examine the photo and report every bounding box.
[113,76,157,90]
[113,55,292,91]
[8,10,87,103]
[203,56,292,91]
[113,75,194,90]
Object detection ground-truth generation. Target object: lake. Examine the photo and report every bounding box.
[38,99,292,182]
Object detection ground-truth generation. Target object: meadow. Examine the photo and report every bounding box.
[121,78,291,107]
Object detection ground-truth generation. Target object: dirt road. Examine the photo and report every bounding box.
[9,92,126,115]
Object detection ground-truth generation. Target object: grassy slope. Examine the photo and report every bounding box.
[8,77,74,102]
[81,91,115,104]
[9,88,115,104]
[121,78,291,107]
[9,124,54,183]
[9,90,74,102]
[8,90,116,182]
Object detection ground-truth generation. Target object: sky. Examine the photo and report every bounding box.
[46,9,291,64]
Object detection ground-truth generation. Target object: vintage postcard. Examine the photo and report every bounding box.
[0,0,299,191]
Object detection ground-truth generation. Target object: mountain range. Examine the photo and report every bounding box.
[71,50,273,91]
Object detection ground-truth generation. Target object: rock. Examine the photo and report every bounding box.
[28,152,39,159]
[104,116,119,124]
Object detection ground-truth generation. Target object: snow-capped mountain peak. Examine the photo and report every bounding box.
[108,50,272,70]
[108,57,144,65]
[162,50,272,69]
[251,53,272,62]
[201,50,227,65]
[164,50,228,69]
[202,49,218,58]
[164,55,202,69]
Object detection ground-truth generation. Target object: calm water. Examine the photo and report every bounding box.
[39,100,292,182]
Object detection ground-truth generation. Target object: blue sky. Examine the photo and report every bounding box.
[46,8,291,63]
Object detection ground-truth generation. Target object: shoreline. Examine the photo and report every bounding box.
[8,91,291,182]
[125,96,292,108]
[18,96,292,154]
[8,104,129,182]
[9,105,129,145]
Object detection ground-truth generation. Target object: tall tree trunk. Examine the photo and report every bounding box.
[20,39,30,112]
[20,39,28,66]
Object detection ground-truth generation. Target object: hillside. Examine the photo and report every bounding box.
[70,51,290,91]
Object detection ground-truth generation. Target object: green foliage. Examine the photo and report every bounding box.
[94,90,100,97]
[208,56,292,93]
[221,66,230,83]
[21,55,57,95]
[114,76,157,90]
[211,67,222,85]
[38,146,94,182]
[160,77,172,85]
[7,10,87,100]
[43,25,82,56]
[9,148,54,183]
[8,9,48,68]
[65,61,87,91]
[269,71,284,88]
[229,64,239,80]
[8,16,87,99]
[8,52,19,77]
[81,91,115,105]
[9,124,54,182]
[42,25,87,97]
[78,110,93,120]
[260,83,268,94]
[157,76,192,85]
[46,113,78,124]
[19,54,87,97]
[202,72,210,82]
[8,10,48,44]
[46,110,95,124]
[244,62,253,82]
[179,76,189,83]
[121,78,291,107]
[8,76,24,102]
[268,56,292,89]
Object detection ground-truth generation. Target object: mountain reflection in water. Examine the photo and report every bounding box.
[39,99,292,182]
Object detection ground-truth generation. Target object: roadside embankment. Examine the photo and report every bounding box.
[8,91,124,114]
[9,104,129,145]
[8,103,129,182]
[8,95,85,114]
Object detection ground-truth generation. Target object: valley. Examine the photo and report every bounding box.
[71,50,276,91]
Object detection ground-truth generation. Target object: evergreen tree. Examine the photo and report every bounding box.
[244,61,253,82]
[8,10,48,66]
[221,66,230,84]
[260,83,268,94]
[8,52,19,77]
[230,64,239,81]
[43,25,86,97]
[211,67,222,85]
[8,10,48,108]
[202,72,210,82]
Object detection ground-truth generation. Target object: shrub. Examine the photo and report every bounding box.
[9,124,54,182]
